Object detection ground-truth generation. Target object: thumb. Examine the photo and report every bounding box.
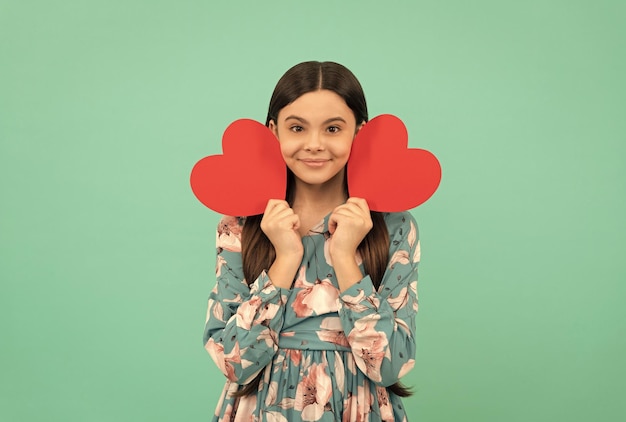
[292,215,301,231]
[328,215,337,235]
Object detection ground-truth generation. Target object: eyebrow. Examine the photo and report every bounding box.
[283,115,348,125]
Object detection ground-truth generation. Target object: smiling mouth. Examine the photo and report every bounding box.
[300,159,329,168]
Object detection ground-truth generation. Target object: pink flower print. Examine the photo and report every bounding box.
[236,296,262,330]
[265,381,279,407]
[216,231,241,252]
[285,349,302,366]
[340,289,381,313]
[213,383,227,417]
[293,266,313,289]
[295,363,333,421]
[216,255,227,277]
[407,220,420,263]
[409,280,419,312]
[220,403,233,422]
[292,287,315,317]
[303,279,339,314]
[346,353,357,376]
[359,347,386,383]
[292,278,339,318]
[376,386,394,421]
[234,394,257,422]
[205,339,241,382]
[265,411,289,422]
[333,351,345,392]
[216,216,243,252]
[387,286,409,311]
[408,220,417,248]
[218,216,243,236]
[342,386,373,422]
[207,298,224,323]
[395,316,412,335]
[388,250,410,269]
[413,239,421,264]
[348,315,389,383]
[317,317,349,347]
[398,359,415,378]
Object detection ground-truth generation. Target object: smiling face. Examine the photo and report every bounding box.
[269,89,362,191]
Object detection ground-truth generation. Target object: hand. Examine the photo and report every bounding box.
[328,198,373,291]
[260,199,304,289]
[328,197,373,260]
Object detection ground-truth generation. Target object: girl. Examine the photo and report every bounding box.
[203,61,420,421]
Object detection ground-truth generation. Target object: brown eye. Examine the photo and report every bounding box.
[290,125,304,132]
[327,126,340,133]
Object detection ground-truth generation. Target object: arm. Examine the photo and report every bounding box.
[203,216,288,385]
[337,212,420,387]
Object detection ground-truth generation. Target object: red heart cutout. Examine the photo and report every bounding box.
[190,119,286,216]
[348,114,441,212]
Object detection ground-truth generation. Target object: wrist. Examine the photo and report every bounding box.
[268,255,301,289]
[329,248,359,264]
[328,245,363,292]
[275,247,304,260]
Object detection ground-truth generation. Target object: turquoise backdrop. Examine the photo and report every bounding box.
[1,1,624,421]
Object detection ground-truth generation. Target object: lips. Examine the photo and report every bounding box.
[299,158,330,167]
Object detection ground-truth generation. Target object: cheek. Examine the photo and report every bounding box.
[334,137,354,158]
[278,140,296,159]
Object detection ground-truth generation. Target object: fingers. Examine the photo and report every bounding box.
[332,198,371,222]
[263,199,290,215]
[262,200,300,231]
[346,197,370,212]
[327,202,373,257]
[328,197,373,238]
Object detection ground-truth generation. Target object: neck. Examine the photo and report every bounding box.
[291,171,347,217]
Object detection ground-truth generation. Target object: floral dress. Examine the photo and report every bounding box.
[203,211,420,421]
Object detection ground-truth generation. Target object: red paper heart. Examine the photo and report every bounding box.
[190,119,286,216]
[348,114,441,212]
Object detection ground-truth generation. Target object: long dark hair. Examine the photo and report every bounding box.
[237,61,412,398]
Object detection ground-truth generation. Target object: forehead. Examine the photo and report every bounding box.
[278,90,355,123]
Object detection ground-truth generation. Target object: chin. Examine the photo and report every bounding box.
[297,172,346,187]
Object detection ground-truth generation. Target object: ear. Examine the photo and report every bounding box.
[355,121,366,134]
[268,119,279,138]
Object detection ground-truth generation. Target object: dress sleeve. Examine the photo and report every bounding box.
[336,212,420,387]
[202,216,288,385]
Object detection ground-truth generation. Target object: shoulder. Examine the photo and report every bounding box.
[382,212,420,260]
[217,215,246,233]
[216,215,246,252]
[383,211,419,238]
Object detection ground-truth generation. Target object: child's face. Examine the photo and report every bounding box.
[269,89,362,189]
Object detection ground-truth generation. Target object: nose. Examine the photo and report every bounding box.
[304,132,324,151]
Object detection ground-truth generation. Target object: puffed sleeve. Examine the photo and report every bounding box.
[337,211,420,387]
[202,216,288,385]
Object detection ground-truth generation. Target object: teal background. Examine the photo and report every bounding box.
[2,0,625,421]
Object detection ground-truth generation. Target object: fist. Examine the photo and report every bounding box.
[328,198,373,258]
